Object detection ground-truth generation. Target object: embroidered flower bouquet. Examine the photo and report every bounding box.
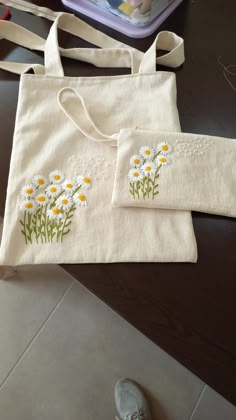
[112,129,236,217]
[19,171,92,244]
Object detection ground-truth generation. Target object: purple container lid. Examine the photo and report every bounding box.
[61,0,183,38]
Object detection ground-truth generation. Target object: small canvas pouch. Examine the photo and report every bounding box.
[112,129,236,217]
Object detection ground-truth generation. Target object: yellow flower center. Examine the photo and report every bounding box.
[66,183,73,189]
[38,196,46,202]
[25,203,33,209]
[78,194,86,202]
[53,208,61,215]
[133,172,139,177]
[26,188,33,195]
[160,157,167,163]
[54,175,61,181]
[62,199,68,205]
[145,150,151,155]
[134,159,140,165]
[50,187,57,193]
[146,166,152,171]
[38,179,45,185]
[162,145,169,151]
[83,177,91,184]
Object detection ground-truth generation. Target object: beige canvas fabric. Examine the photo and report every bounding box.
[0,1,197,265]
[111,130,236,217]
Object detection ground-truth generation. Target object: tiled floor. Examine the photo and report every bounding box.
[0,266,235,420]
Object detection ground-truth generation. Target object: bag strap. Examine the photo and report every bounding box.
[58,87,118,147]
[0,0,184,75]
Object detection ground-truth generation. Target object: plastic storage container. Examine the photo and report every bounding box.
[61,0,184,38]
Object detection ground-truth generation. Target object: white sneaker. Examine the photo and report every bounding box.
[115,379,152,420]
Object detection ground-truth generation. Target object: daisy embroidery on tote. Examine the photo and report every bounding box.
[18,170,92,245]
[128,142,173,200]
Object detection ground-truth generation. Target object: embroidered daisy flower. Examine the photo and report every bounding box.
[19,199,37,213]
[77,175,92,190]
[129,155,143,168]
[32,175,48,188]
[62,179,77,195]
[128,168,144,182]
[21,184,36,198]
[49,170,65,184]
[56,194,73,211]
[141,161,157,176]
[35,193,49,206]
[139,145,155,159]
[157,142,172,155]
[155,155,170,166]
[46,184,62,197]
[47,207,63,221]
[73,193,88,207]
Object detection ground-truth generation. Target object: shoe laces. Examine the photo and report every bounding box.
[116,405,145,420]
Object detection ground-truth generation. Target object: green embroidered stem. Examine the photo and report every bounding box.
[19,211,28,245]
[152,165,161,199]
[50,190,65,208]
[129,182,135,198]
[60,203,76,243]
[26,213,33,244]
[72,185,81,197]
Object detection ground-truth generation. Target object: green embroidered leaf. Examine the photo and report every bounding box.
[62,229,70,236]
[21,230,26,236]
[20,220,25,227]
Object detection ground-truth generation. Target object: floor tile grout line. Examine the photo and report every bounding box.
[188,384,207,420]
[0,277,76,391]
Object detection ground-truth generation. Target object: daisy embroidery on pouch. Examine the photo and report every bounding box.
[19,170,92,245]
[21,184,36,198]
[141,161,156,176]
[49,170,65,184]
[73,193,88,207]
[129,155,143,168]
[19,198,37,213]
[56,194,73,211]
[35,193,49,206]
[157,142,172,155]
[155,155,170,166]
[128,168,144,183]
[77,176,92,190]
[139,145,155,159]
[46,184,62,197]
[47,207,64,221]
[62,179,77,194]
[32,175,48,188]
[128,142,173,200]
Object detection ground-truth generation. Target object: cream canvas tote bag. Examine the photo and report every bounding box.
[0,1,197,265]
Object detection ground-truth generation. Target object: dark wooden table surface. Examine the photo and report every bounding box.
[0,0,236,405]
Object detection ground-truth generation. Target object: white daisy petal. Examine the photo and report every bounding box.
[35,193,49,206]
[139,145,155,159]
[49,170,65,184]
[157,142,173,155]
[56,194,73,211]
[77,175,92,190]
[62,179,77,195]
[141,161,157,176]
[21,184,36,198]
[46,184,62,197]
[19,198,37,213]
[128,168,144,183]
[129,155,143,168]
[32,175,48,188]
[155,155,170,166]
[47,207,64,220]
[73,193,88,207]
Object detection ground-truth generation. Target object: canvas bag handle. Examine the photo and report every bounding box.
[0,18,141,74]
[0,0,184,75]
[58,87,119,147]
[45,13,185,76]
